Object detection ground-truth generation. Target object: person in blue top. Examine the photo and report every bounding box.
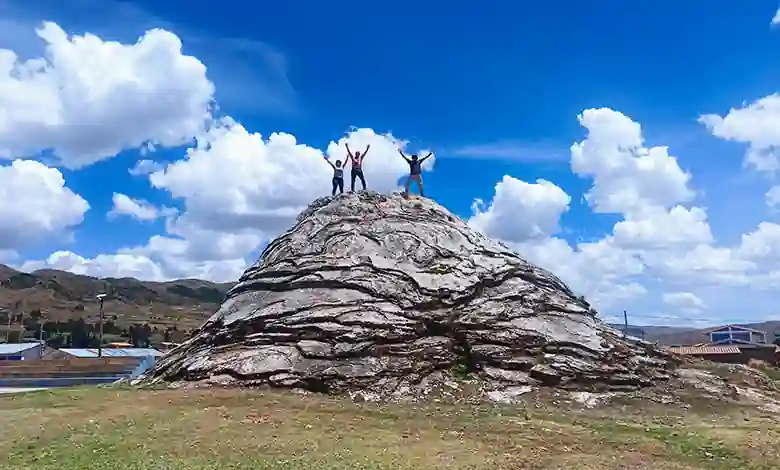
[398,149,433,198]
[324,156,345,195]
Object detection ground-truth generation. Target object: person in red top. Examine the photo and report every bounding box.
[345,142,371,192]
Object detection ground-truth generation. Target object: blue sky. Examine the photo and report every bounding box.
[2,0,780,326]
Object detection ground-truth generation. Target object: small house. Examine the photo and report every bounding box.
[0,342,44,361]
[705,324,768,345]
[668,324,778,364]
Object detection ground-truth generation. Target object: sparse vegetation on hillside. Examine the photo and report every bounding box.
[0,264,233,345]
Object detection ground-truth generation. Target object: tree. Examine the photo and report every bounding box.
[6,330,23,342]
[129,323,152,348]
[129,325,138,347]
[142,324,152,347]
[46,334,66,348]
[70,318,91,348]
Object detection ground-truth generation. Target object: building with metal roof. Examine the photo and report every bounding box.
[59,348,164,358]
[668,345,741,356]
[0,342,43,360]
[705,324,769,345]
[668,342,778,365]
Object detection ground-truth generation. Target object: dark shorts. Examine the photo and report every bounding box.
[352,168,364,175]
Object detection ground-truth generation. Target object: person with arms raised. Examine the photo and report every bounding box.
[323,156,345,196]
[345,142,370,192]
[398,149,432,198]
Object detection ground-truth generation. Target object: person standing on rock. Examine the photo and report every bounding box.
[398,149,432,198]
[345,142,370,192]
[324,156,345,196]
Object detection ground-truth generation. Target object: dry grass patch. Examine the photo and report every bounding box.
[0,386,777,470]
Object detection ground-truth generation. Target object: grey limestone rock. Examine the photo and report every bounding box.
[140,191,677,396]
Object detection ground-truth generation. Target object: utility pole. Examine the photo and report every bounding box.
[18,298,24,341]
[623,310,629,338]
[97,293,106,358]
[1,280,8,343]
[38,324,44,358]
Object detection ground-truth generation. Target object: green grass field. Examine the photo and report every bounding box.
[1,386,778,470]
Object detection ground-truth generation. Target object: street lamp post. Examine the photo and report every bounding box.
[96,293,106,358]
[0,280,7,343]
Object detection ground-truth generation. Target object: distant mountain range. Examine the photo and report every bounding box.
[1,263,777,345]
[0,264,233,331]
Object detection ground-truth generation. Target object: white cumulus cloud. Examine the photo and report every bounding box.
[467,106,780,325]
[129,159,165,176]
[766,185,780,209]
[469,176,570,243]
[108,193,177,222]
[147,120,429,240]
[662,292,706,312]
[612,206,713,249]
[0,21,214,169]
[572,108,694,217]
[21,250,164,281]
[700,94,780,175]
[0,159,88,251]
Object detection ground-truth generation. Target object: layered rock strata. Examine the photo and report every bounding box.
[140,191,676,395]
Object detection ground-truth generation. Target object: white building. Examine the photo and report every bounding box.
[0,343,44,361]
[58,348,164,359]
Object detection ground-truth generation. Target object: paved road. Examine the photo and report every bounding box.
[0,387,48,395]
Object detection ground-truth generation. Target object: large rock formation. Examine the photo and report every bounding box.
[141,191,676,397]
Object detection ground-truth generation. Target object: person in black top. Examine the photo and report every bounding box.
[398,149,433,198]
[324,157,345,195]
